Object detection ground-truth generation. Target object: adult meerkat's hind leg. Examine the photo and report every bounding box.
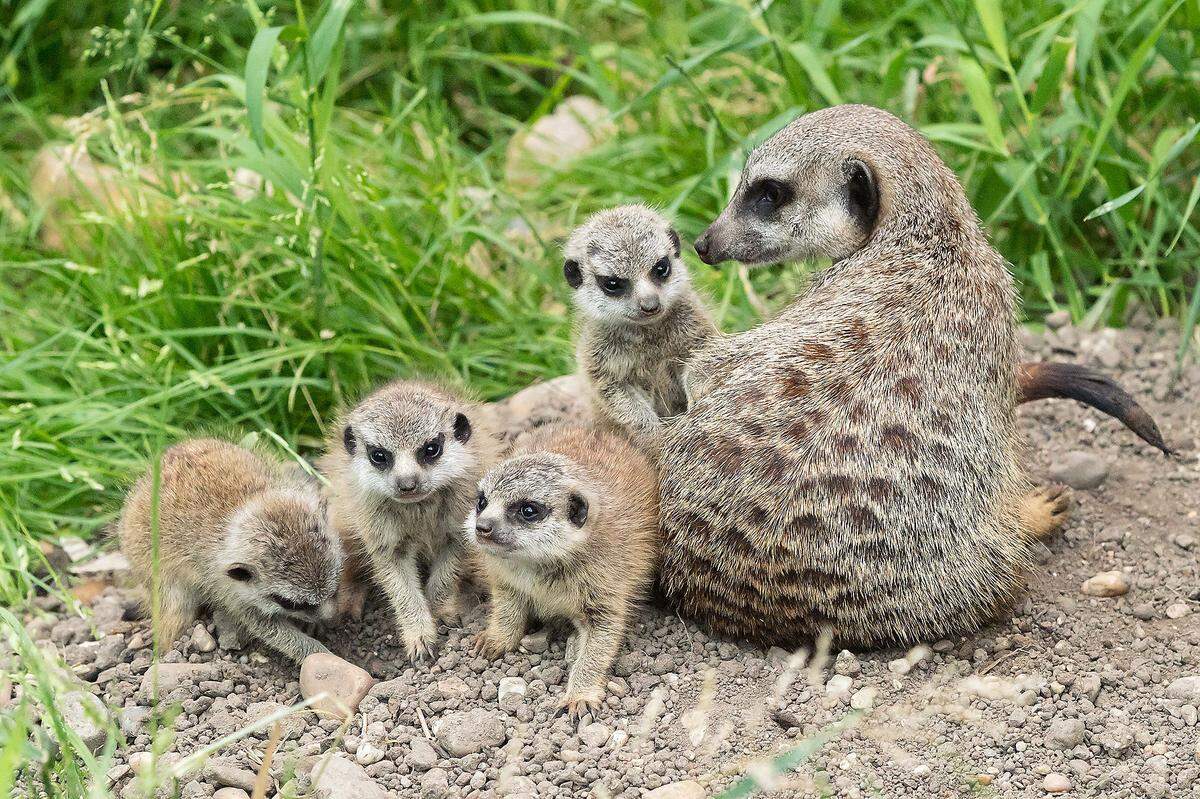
[1018,484,1072,540]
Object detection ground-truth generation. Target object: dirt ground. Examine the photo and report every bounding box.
[23,319,1200,799]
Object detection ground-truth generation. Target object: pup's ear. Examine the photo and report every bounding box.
[567,492,589,527]
[668,228,681,257]
[453,412,472,444]
[342,425,356,455]
[563,259,583,289]
[844,158,880,230]
[226,563,256,583]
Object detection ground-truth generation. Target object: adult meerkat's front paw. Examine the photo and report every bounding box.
[557,689,603,721]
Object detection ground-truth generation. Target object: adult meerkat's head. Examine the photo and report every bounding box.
[340,381,481,505]
[563,205,691,327]
[693,104,961,267]
[467,453,598,564]
[219,487,341,622]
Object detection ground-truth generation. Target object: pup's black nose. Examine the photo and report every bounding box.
[639,297,661,314]
[395,475,418,492]
[475,519,494,539]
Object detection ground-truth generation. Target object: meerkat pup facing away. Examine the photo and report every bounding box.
[467,425,659,718]
[118,438,341,663]
[564,205,718,447]
[324,381,497,661]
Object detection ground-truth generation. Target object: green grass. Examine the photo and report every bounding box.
[0,0,1197,794]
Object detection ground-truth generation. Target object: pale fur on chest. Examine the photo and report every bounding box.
[350,483,469,560]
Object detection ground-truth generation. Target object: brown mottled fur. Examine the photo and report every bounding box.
[323,380,499,661]
[468,425,659,718]
[565,205,719,449]
[118,438,340,662]
[661,105,1057,647]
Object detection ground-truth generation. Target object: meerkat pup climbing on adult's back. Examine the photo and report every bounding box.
[564,205,718,447]
[324,380,497,661]
[118,438,341,663]
[467,425,659,718]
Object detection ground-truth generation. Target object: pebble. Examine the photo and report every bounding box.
[1166,603,1190,619]
[309,754,388,799]
[1044,772,1072,793]
[834,650,861,676]
[644,781,706,799]
[850,687,877,710]
[213,790,251,799]
[119,705,151,738]
[1046,310,1071,329]
[59,691,110,753]
[498,676,527,710]
[190,624,217,653]
[139,662,221,698]
[1081,570,1130,597]
[300,652,374,719]
[204,759,257,790]
[420,766,450,798]
[356,739,385,766]
[1046,718,1086,749]
[520,630,549,654]
[1167,676,1200,704]
[435,708,507,756]
[407,738,438,771]
[826,675,853,698]
[1049,451,1110,490]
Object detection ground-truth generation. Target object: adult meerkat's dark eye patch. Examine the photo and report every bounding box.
[844,158,880,230]
[563,259,583,288]
[744,178,794,217]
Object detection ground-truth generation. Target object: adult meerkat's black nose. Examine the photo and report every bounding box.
[693,230,712,261]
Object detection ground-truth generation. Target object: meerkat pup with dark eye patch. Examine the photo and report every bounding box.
[466,424,659,718]
[324,381,498,662]
[564,204,719,448]
[118,438,342,663]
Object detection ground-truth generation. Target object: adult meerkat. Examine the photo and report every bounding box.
[659,104,1167,648]
[466,425,658,718]
[324,380,497,661]
[118,438,341,663]
[564,204,718,448]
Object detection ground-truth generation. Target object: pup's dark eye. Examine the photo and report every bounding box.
[651,256,671,281]
[417,433,444,465]
[272,594,317,613]
[519,502,547,522]
[596,275,628,297]
[476,492,488,512]
[367,447,393,470]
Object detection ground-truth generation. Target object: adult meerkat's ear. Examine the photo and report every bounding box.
[668,228,681,257]
[342,425,356,455]
[563,259,583,289]
[844,158,880,231]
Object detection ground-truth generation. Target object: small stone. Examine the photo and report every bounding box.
[1046,718,1086,749]
[300,653,374,720]
[1167,676,1200,704]
[1166,603,1191,619]
[1049,451,1109,490]
[214,790,251,799]
[119,705,151,738]
[850,687,877,710]
[435,708,506,756]
[205,759,257,791]
[644,781,706,799]
[826,675,853,698]
[139,662,221,699]
[498,676,527,710]
[1081,570,1130,597]
[59,691,110,753]
[308,755,387,799]
[1174,534,1197,551]
[420,767,450,798]
[580,722,610,749]
[1132,603,1156,620]
[407,738,438,771]
[1044,772,1072,793]
[356,740,385,766]
[519,631,549,653]
[190,624,216,653]
[834,650,861,676]
[1046,310,1071,329]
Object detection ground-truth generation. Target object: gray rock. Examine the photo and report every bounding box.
[119,705,151,738]
[580,722,610,749]
[1044,772,1072,793]
[190,623,217,653]
[1046,310,1071,329]
[498,676,527,710]
[1049,451,1110,490]
[356,739,385,766]
[59,691,110,753]
[310,754,388,799]
[407,738,438,771]
[420,767,450,798]
[213,789,251,799]
[1081,570,1130,597]
[205,758,257,791]
[435,708,506,756]
[519,631,549,654]
[138,662,221,700]
[1167,676,1200,704]
[1046,718,1086,749]
[834,650,861,676]
[645,781,706,799]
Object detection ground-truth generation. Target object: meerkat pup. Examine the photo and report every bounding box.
[118,438,341,663]
[466,425,659,718]
[564,204,719,448]
[324,381,497,662]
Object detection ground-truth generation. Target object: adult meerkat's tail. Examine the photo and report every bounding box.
[1017,361,1172,455]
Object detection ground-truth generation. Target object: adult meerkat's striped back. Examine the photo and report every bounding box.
[662,104,1164,648]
